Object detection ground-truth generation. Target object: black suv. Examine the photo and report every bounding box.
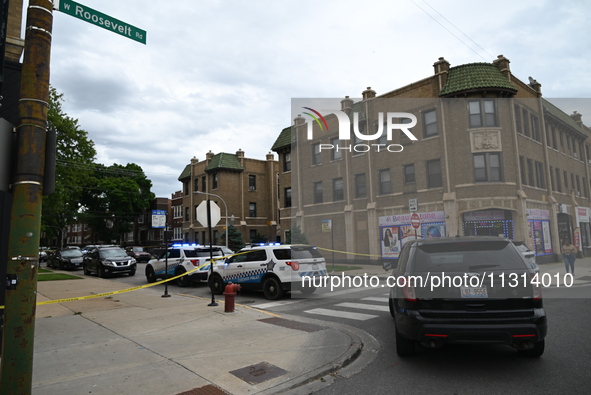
[83,245,137,278]
[386,237,547,357]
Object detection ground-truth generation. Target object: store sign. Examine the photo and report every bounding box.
[379,211,445,226]
[576,207,590,223]
[463,210,505,221]
[527,208,550,221]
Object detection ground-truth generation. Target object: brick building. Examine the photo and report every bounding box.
[178,150,279,246]
[272,55,590,264]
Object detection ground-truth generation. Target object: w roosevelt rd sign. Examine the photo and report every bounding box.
[54,0,147,44]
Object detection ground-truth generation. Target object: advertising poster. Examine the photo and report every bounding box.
[381,226,400,258]
[423,223,445,238]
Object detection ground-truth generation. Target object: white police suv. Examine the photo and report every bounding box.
[145,244,228,287]
[207,244,328,300]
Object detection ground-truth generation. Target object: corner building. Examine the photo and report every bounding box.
[273,55,591,264]
[178,150,279,245]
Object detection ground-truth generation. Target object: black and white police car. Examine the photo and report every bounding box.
[145,244,230,287]
[206,244,328,300]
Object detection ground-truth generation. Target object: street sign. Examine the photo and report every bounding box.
[152,210,166,228]
[196,200,221,228]
[410,212,421,229]
[54,0,147,44]
[409,198,418,212]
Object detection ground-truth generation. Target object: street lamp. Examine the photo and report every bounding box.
[194,191,229,247]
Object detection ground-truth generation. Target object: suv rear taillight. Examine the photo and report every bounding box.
[531,273,542,300]
[402,276,417,302]
[286,261,300,271]
[190,259,199,266]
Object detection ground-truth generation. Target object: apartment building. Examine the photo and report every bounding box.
[178,150,279,245]
[272,55,590,264]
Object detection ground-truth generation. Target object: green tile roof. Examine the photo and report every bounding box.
[543,99,584,134]
[205,152,244,172]
[440,62,518,96]
[178,164,191,181]
[272,126,293,151]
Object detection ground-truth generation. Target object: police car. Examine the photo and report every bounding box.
[207,244,328,300]
[145,244,229,287]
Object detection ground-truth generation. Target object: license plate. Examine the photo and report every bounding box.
[460,286,488,298]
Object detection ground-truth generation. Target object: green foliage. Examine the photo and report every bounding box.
[42,87,97,244]
[287,223,309,244]
[41,87,156,246]
[220,224,245,252]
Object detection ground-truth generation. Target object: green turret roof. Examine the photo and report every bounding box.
[440,62,518,96]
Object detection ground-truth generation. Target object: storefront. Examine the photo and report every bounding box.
[526,208,553,262]
[379,211,446,259]
[576,206,591,256]
[462,210,514,239]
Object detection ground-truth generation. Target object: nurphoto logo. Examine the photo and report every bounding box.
[302,107,418,153]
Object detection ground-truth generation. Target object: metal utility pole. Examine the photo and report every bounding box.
[0,1,53,393]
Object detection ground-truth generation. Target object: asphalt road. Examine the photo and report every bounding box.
[91,264,591,395]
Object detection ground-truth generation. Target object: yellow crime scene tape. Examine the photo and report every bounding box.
[0,246,381,309]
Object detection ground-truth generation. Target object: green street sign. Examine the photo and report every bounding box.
[54,0,146,44]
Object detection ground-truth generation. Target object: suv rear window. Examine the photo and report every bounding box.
[189,249,223,258]
[413,241,526,272]
[273,246,323,260]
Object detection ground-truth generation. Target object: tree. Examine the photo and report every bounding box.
[220,224,245,252]
[41,87,97,246]
[79,163,155,243]
[287,223,309,244]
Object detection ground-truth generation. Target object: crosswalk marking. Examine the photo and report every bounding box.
[361,297,387,302]
[335,302,389,312]
[251,300,300,309]
[304,308,378,321]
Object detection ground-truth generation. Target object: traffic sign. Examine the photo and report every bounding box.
[55,0,147,44]
[151,210,166,229]
[322,219,332,233]
[410,212,421,229]
[409,198,418,212]
[196,200,221,228]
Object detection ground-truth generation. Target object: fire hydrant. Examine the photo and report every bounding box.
[224,282,241,313]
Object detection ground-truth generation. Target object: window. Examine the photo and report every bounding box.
[403,164,415,183]
[564,170,568,189]
[249,174,256,191]
[174,205,182,218]
[185,207,189,221]
[519,156,526,186]
[576,176,581,196]
[552,126,558,149]
[283,152,291,172]
[469,100,497,128]
[427,159,442,188]
[549,166,555,191]
[249,202,256,217]
[213,173,218,189]
[312,143,321,165]
[137,214,144,224]
[331,137,342,160]
[249,229,257,242]
[377,123,387,145]
[194,178,199,192]
[379,169,391,195]
[284,187,292,208]
[522,108,530,137]
[313,182,323,204]
[474,153,502,182]
[355,173,366,198]
[423,109,437,137]
[585,177,589,198]
[535,162,545,189]
[184,181,189,196]
[527,159,534,187]
[333,178,344,201]
[515,105,522,134]
[201,176,206,192]
[555,168,562,192]
[400,117,413,145]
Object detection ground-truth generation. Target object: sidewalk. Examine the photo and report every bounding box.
[32,276,371,395]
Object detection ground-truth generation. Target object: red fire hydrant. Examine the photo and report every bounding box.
[224,282,241,313]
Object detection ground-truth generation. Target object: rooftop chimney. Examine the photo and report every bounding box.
[493,54,511,80]
[341,96,354,115]
[433,57,450,90]
[362,87,376,100]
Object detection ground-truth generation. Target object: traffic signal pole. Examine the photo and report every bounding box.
[0,1,53,393]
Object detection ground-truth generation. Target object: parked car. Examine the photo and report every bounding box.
[145,244,225,287]
[83,245,137,278]
[47,248,84,270]
[39,247,50,263]
[512,241,539,273]
[126,246,152,263]
[207,244,327,300]
[386,236,547,357]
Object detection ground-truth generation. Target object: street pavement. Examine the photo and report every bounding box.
[30,256,591,395]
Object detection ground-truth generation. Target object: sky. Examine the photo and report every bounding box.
[33,0,591,197]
